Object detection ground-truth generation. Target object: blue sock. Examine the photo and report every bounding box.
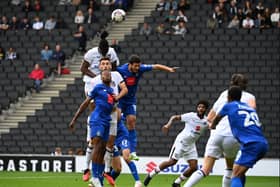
[92,163,99,178]
[241,176,246,186]
[110,169,121,180]
[92,163,105,185]
[128,129,137,153]
[231,177,243,187]
[127,161,140,181]
[99,164,105,185]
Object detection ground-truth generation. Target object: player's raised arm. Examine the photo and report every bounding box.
[162,115,181,134]
[69,97,91,132]
[80,60,96,78]
[152,64,176,73]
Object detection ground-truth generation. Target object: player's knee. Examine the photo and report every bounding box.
[127,116,136,128]
[122,150,130,162]
[114,166,122,173]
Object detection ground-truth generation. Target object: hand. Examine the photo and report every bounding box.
[171,66,180,72]
[69,120,75,132]
[113,94,119,102]
[162,124,170,134]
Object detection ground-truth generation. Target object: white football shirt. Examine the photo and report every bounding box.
[83,47,120,83]
[176,112,208,145]
[87,71,124,96]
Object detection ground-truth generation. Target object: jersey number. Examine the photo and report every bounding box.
[238,111,261,127]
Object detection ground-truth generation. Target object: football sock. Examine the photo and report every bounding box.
[174,173,187,184]
[85,144,93,169]
[149,166,160,177]
[91,163,105,185]
[99,164,105,185]
[231,177,243,187]
[110,169,121,180]
[183,170,205,187]
[241,175,246,186]
[127,161,140,181]
[128,129,137,153]
[222,169,232,187]
[104,147,113,173]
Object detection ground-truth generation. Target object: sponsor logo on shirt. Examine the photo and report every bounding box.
[107,94,114,104]
[126,77,136,86]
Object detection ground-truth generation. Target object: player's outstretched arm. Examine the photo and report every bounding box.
[69,97,91,132]
[162,115,181,134]
[153,64,177,73]
[80,60,96,78]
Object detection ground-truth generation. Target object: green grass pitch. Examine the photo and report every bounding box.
[0,172,279,187]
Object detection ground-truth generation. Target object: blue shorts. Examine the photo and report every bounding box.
[118,103,136,117]
[235,141,268,168]
[90,121,110,141]
[113,137,130,157]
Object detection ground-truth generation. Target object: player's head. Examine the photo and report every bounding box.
[98,31,109,57]
[230,73,248,90]
[99,57,112,71]
[101,69,111,85]
[196,100,209,117]
[228,86,242,102]
[128,54,141,73]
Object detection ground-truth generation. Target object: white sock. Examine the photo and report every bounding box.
[222,169,232,187]
[104,147,113,173]
[174,173,187,184]
[149,166,160,177]
[85,145,93,169]
[183,170,205,187]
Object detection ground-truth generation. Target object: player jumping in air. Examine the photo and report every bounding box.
[69,70,116,187]
[117,54,177,161]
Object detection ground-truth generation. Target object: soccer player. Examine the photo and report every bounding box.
[80,31,120,181]
[117,54,176,160]
[69,70,116,187]
[84,57,127,182]
[183,74,256,187]
[209,86,268,187]
[109,118,142,187]
[143,100,209,187]
[81,31,119,93]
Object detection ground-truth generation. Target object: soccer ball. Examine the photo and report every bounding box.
[111,9,126,23]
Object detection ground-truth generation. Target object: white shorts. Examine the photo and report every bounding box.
[169,140,198,162]
[204,131,240,159]
[109,110,118,136]
[86,110,118,142]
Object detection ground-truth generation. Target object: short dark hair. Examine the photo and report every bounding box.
[99,57,110,62]
[230,73,248,90]
[228,86,242,101]
[197,100,209,110]
[129,54,141,64]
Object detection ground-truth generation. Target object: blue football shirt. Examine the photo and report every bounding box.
[88,83,114,124]
[117,63,153,105]
[218,101,267,145]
